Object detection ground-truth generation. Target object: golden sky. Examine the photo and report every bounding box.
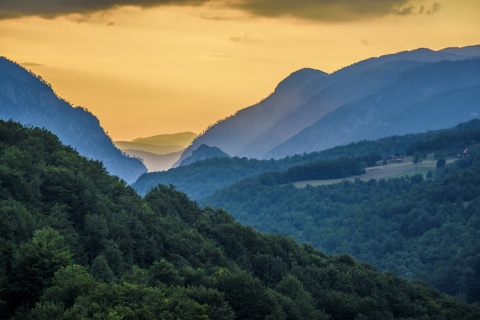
[1,0,479,140]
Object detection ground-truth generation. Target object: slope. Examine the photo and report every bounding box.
[267,58,480,158]
[1,119,479,319]
[202,121,480,302]
[176,68,329,164]
[177,45,480,163]
[0,57,146,183]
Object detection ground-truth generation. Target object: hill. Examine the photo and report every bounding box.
[1,119,479,319]
[177,45,480,163]
[133,121,479,200]
[202,121,480,303]
[0,57,146,183]
[179,144,230,166]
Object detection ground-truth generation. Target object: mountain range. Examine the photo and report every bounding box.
[3,118,479,319]
[114,132,197,172]
[177,45,480,164]
[0,57,146,183]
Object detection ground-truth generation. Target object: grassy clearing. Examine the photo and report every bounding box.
[293,155,455,188]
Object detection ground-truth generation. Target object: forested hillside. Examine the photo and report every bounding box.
[2,119,480,319]
[203,122,480,303]
[133,120,480,199]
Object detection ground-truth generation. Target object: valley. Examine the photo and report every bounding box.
[2,44,480,319]
[114,132,197,172]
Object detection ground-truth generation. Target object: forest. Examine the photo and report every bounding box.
[2,119,480,319]
[203,121,480,303]
[133,120,480,200]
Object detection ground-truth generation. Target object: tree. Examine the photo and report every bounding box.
[13,227,72,306]
[436,158,447,168]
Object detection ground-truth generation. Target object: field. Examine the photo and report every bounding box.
[293,155,455,188]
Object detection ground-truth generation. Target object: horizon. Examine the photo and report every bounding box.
[1,0,479,140]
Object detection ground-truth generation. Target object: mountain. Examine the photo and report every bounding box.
[177,45,480,163]
[0,57,146,183]
[267,59,480,158]
[2,119,479,319]
[132,125,441,199]
[115,132,197,155]
[120,149,183,172]
[179,144,230,166]
[114,132,196,171]
[202,120,480,302]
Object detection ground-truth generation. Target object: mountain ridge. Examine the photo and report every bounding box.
[177,45,480,164]
[0,57,146,183]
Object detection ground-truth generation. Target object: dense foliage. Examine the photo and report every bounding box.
[203,142,480,303]
[134,120,480,200]
[2,119,480,319]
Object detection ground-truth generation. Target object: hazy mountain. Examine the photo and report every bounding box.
[176,68,329,164]
[115,132,196,155]
[0,57,146,183]
[114,132,196,171]
[178,45,480,163]
[179,144,230,166]
[120,149,183,172]
[267,58,480,158]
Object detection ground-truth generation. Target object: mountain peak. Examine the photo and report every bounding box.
[177,45,480,162]
[179,144,230,166]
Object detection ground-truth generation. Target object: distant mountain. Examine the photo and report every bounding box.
[0,57,146,183]
[115,132,197,155]
[179,144,230,166]
[120,149,183,172]
[178,45,480,163]
[114,132,196,171]
[268,59,480,158]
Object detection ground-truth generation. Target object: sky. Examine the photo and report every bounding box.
[1,0,479,141]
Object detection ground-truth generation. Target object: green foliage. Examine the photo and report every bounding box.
[12,227,72,306]
[1,119,479,319]
[204,148,480,303]
[134,119,480,200]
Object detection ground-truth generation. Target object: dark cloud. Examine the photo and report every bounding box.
[0,0,209,20]
[0,0,441,21]
[233,0,442,22]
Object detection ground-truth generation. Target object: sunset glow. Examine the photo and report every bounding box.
[1,0,479,140]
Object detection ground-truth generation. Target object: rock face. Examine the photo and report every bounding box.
[0,57,147,183]
[179,144,230,167]
[177,45,480,163]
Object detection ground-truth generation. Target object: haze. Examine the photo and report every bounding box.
[1,0,479,140]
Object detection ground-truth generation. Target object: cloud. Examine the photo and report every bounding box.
[427,2,441,15]
[0,0,442,21]
[232,0,443,22]
[0,0,210,20]
[21,62,45,67]
[359,39,369,46]
[225,32,262,43]
[207,53,232,58]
